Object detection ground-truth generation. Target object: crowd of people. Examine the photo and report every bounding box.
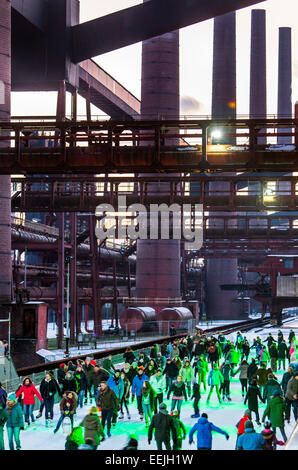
[0,327,297,451]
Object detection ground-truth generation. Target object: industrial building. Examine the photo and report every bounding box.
[0,0,297,370]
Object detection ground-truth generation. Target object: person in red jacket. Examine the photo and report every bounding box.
[235,409,251,449]
[15,377,43,428]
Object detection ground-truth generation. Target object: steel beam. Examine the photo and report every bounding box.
[1,118,297,174]
[12,0,46,32]
[71,0,266,63]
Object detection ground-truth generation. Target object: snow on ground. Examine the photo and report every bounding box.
[43,320,249,360]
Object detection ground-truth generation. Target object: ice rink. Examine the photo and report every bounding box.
[2,322,297,451]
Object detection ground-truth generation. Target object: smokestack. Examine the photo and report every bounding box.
[207,12,241,320]
[250,9,266,144]
[141,32,179,120]
[0,0,12,301]
[212,12,236,121]
[136,0,181,304]
[277,27,292,144]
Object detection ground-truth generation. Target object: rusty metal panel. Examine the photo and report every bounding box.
[277,277,298,297]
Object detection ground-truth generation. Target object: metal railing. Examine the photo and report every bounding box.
[1,342,157,409]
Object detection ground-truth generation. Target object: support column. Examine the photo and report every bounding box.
[0,1,12,302]
[57,213,65,348]
[112,259,118,328]
[89,215,102,336]
[70,212,77,341]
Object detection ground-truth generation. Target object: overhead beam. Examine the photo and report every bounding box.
[11,0,47,32]
[71,0,266,63]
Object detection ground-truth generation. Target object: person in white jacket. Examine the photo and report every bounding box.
[150,369,166,413]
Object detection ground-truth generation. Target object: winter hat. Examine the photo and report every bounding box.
[244,420,254,429]
[159,403,168,415]
[126,435,138,449]
[272,390,281,397]
[8,392,16,401]
[59,363,66,368]
[245,409,251,417]
[90,360,97,367]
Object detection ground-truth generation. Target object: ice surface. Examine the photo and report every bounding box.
[2,322,297,450]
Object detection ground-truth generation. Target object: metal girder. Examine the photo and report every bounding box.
[4,147,298,174]
[1,117,298,174]
[12,0,46,32]
[78,61,140,119]
[71,0,266,63]
[10,174,298,212]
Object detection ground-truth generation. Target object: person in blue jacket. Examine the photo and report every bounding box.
[236,420,266,450]
[189,412,229,450]
[107,370,125,427]
[107,370,124,401]
[132,368,149,419]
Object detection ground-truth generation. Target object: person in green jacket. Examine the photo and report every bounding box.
[226,345,239,368]
[171,410,186,450]
[179,360,194,398]
[262,390,289,443]
[262,374,282,404]
[195,355,209,392]
[0,402,9,450]
[79,406,105,449]
[65,426,85,450]
[5,392,24,450]
[102,355,116,375]
[206,364,224,405]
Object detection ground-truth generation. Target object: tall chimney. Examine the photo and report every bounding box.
[207,12,241,320]
[277,27,292,144]
[136,1,181,305]
[212,12,236,121]
[250,9,266,144]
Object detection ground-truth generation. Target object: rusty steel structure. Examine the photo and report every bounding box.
[10,174,298,212]
[1,118,298,173]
